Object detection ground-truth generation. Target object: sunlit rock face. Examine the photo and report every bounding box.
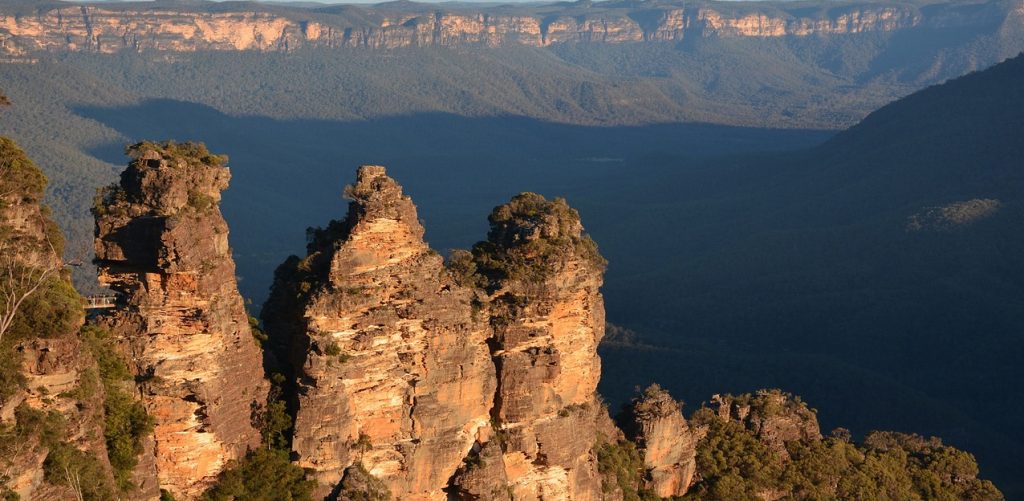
[625,385,698,497]
[276,166,496,500]
[93,142,268,499]
[458,192,611,500]
[1,1,1008,55]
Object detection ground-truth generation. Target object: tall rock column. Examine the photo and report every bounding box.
[626,385,697,497]
[93,142,268,499]
[269,166,496,500]
[469,193,610,500]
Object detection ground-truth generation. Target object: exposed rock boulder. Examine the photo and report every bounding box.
[93,141,268,499]
[269,166,496,500]
[625,384,697,497]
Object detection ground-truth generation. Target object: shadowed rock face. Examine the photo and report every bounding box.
[93,142,268,499]
[280,166,496,500]
[626,385,697,497]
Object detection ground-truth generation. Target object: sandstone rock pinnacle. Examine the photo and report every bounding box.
[272,165,496,500]
[625,384,697,497]
[93,141,269,499]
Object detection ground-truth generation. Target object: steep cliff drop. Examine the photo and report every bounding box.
[93,142,269,499]
[624,385,698,498]
[0,1,978,55]
[457,193,612,500]
[265,166,496,500]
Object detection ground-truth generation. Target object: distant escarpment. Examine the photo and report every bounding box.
[92,142,269,498]
[0,0,1019,55]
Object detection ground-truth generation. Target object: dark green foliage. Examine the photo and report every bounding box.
[248,315,268,348]
[687,417,783,499]
[681,408,1004,500]
[125,141,226,168]
[215,370,307,498]
[595,437,657,500]
[335,462,391,501]
[323,341,341,357]
[0,350,26,404]
[255,373,292,451]
[11,403,66,448]
[187,190,215,212]
[2,273,83,341]
[0,136,47,202]
[201,449,315,501]
[446,249,483,289]
[103,388,153,490]
[80,324,153,491]
[472,193,606,288]
[43,442,116,501]
[160,489,177,501]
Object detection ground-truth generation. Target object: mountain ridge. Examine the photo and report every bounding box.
[0,0,1020,54]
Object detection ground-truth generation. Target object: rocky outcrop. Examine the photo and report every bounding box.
[0,137,111,500]
[0,0,1015,55]
[266,170,614,500]
[625,385,697,498]
[93,141,268,499]
[461,192,610,500]
[710,389,821,459]
[270,166,495,500]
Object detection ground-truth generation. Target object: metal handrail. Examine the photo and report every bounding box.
[84,294,120,309]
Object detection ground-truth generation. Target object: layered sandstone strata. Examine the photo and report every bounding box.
[463,192,611,500]
[93,142,268,499]
[1,0,1008,55]
[626,385,697,497]
[276,166,495,500]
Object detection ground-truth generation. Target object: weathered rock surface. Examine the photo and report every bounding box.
[274,166,495,499]
[93,142,268,499]
[0,0,1016,55]
[463,192,611,500]
[0,137,111,501]
[626,385,697,498]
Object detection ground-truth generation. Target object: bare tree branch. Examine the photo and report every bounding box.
[0,207,63,345]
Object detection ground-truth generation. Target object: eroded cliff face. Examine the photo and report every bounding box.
[452,192,611,500]
[93,142,268,499]
[0,137,113,500]
[273,166,495,500]
[0,0,1012,55]
[265,169,616,500]
[626,385,697,498]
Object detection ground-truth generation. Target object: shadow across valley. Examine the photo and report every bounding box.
[76,98,832,305]
[75,97,1024,496]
